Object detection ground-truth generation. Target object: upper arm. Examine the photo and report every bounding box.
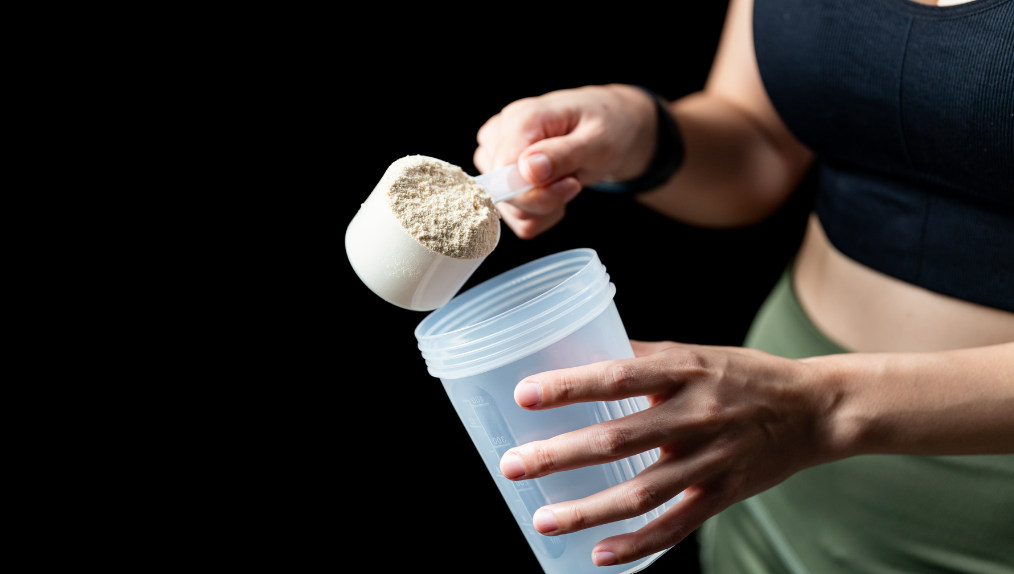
[705,0,813,171]
[634,0,815,227]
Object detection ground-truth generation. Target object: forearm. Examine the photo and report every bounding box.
[633,92,811,228]
[630,0,813,228]
[811,343,1014,459]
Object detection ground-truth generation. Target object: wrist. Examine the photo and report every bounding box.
[607,84,659,182]
[801,353,879,462]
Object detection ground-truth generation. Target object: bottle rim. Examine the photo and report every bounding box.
[415,248,615,379]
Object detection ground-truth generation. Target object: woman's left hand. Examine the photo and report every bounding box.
[498,340,837,567]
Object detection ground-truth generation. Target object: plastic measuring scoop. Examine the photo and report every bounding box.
[345,163,535,311]
[472,162,536,203]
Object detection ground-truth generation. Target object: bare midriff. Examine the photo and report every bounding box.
[792,0,989,351]
[793,214,1014,353]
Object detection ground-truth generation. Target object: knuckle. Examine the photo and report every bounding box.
[622,481,660,514]
[515,195,553,216]
[520,113,548,140]
[662,520,691,548]
[502,97,536,120]
[582,119,608,142]
[553,373,580,403]
[500,99,522,115]
[565,504,590,531]
[504,203,537,220]
[476,120,496,143]
[699,398,725,425]
[722,473,749,501]
[667,346,708,373]
[607,363,637,394]
[510,219,540,240]
[593,425,630,457]
[530,442,558,474]
[626,538,650,560]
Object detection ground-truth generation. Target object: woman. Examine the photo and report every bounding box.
[473,0,1013,571]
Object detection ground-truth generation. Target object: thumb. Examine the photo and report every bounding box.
[518,124,600,187]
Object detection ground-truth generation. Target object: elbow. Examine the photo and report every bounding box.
[722,142,813,227]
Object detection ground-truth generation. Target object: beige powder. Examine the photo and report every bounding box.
[382,155,499,260]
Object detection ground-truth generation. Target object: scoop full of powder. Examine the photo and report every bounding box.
[382,155,500,260]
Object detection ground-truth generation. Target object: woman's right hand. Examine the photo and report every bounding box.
[474,85,658,239]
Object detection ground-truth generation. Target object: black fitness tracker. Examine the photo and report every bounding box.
[586,86,685,194]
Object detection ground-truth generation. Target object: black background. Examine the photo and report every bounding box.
[332,5,814,573]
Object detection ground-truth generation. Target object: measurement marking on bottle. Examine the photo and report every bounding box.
[513,479,533,492]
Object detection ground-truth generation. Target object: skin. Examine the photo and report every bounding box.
[501,341,1013,565]
[474,0,1013,567]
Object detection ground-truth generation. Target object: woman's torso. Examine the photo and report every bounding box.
[704,2,1014,572]
[755,0,1014,352]
[794,215,1014,353]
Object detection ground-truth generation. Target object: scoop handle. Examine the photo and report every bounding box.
[474,163,535,203]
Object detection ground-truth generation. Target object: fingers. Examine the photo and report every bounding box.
[473,87,625,238]
[526,455,716,541]
[518,120,605,187]
[499,409,673,480]
[474,115,501,174]
[476,106,584,240]
[487,102,559,172]
[476,114,500,149]
[473,145,493,175]
[590,484,728,566]
[497,203,566,240]
[514,357,677,410]
[503,176,581,216]
[533,462,686,536]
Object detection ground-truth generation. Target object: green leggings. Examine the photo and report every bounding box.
[698,268,1014,574]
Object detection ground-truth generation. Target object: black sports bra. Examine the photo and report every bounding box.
[753,0,1014,311]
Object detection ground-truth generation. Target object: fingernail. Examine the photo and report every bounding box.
[523,153,553,184]
[515,382,541,407]
[593,551,618,566]
[533,508,558,534]
[500,452,526,479]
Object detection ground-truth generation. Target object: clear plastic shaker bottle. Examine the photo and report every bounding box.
[415,249,680,574]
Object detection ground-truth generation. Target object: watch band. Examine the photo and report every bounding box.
[586,86,685,194]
